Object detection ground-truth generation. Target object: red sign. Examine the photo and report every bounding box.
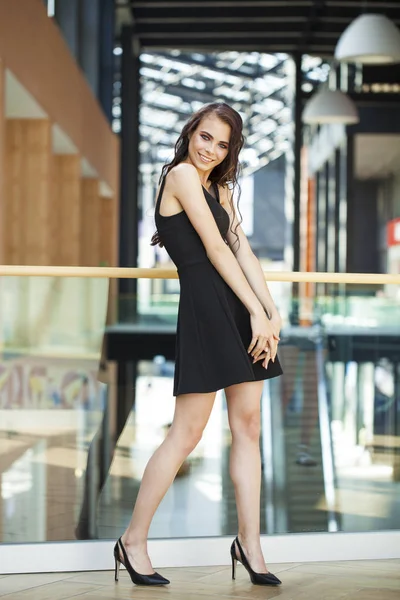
[387,218,400,247]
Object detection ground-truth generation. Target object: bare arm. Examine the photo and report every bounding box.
[168,164,275,361]
[220,186,282,336]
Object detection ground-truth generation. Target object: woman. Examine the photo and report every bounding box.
[114,102,283,587]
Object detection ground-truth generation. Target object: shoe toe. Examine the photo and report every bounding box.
[267,572,282,585]
[153,573,170,585]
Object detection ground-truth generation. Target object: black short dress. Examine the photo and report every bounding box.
[155,177,283,396]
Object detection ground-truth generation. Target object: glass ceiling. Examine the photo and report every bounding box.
[112,49,330,180]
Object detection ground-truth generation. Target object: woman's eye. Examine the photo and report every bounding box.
[201,134,209,140]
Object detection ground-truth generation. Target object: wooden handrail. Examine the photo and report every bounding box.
[0,265,399,285]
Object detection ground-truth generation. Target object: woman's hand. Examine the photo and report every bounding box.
[248,309,278,367]
[270,311,282,342]
[249,309,282,369]
[253,349,272,369]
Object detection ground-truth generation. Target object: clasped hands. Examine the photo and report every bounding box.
[248,310,282,370]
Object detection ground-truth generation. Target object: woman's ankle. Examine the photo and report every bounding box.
[237,533,262,551]
[121,531,147,550]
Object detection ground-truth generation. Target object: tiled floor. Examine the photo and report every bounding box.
[0,560,399,599]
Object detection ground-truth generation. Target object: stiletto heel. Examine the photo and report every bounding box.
[230,541,237,580]
[113,537,170,586]
[231,555,237,580]
[114,557,120,582]
[230,536,282,586]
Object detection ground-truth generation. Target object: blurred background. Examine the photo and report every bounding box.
[0,0,399,567]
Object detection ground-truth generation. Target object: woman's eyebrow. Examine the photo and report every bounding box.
[200,130,230,145]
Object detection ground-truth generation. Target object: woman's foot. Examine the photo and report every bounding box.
[231,536,281,586]
[235,536,269,574]
[114,537,170,586]
[120,535,155,575]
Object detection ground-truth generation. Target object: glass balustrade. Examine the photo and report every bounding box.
[0,274,399,545]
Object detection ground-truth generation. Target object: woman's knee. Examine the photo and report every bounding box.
[170,392,215,454]
[168,422,204,454]
[230,410,261,442]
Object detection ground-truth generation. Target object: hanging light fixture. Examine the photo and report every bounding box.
[303,89,359,125]
[335,14,400,64]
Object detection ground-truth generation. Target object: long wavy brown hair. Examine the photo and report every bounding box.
[151,102,244,250]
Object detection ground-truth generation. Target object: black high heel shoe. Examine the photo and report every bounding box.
[230,536,282,586]
[114,537,170,586]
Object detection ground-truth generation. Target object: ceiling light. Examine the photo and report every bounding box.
[303,89,359,124]
[335,14,400,64]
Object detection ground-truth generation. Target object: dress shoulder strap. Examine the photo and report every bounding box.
[155,176,167,215]
[213,182,220,204]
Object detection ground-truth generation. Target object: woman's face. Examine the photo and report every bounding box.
[187,114,231,176]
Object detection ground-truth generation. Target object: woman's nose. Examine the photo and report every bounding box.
[205,144,215,156]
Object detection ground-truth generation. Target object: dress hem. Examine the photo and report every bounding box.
[173,366,283,397]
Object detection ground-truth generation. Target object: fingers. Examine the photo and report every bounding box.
[268,336,278,362]
[256,350,271,370]
[248,335,266,360]
[254,350,270,370]
[247,337,257,355]
[248,325,281,366]
[252,337,278,368]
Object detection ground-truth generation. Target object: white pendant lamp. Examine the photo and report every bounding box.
[303,89,359,125]
[335,14,400,64]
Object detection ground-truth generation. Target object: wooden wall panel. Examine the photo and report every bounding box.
[99,196,114,267]
[5,119,52,265]
[0,0,119,194]
[81,178,100,266]
[52,155,81,265]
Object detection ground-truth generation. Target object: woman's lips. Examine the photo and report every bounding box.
[198,153,213,164]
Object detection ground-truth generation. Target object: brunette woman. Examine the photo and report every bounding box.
[114,102,283,587]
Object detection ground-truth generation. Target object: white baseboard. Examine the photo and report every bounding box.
[1,531,400,574]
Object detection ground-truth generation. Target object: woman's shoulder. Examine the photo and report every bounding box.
[168,163,198,184]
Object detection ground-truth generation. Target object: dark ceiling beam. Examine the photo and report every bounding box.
[132,22,353,34]
[138,31,339,40]
[136,16,309,24]
[141,43,336,53]
[130,3,400,19]
[326,0,400,8]
[130,0,400,6]
[132,9,400,21]
[135,15,399,24]
[126,0,400,56]
[131,1,313,6]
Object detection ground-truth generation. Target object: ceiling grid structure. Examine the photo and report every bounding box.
[113,1,400,177]
[118,1,400,55]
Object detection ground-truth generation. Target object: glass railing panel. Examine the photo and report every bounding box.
[321,283,400,534]
[270,281,400,535]
[0,276,109,543]
[1,274,399,545]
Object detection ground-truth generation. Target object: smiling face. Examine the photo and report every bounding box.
[186,114,231,179]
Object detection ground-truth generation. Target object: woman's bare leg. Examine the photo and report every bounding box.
[121,391,216,574]
[226,380,268,573]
